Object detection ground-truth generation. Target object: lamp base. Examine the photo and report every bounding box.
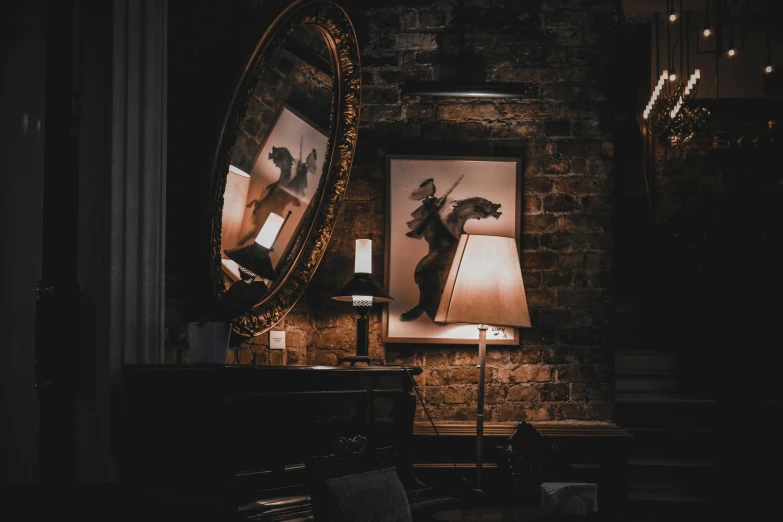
[338,355,385,366]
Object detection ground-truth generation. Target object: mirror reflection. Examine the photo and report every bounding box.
[219,25,334,298]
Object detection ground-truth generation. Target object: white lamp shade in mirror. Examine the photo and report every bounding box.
[222,165,252,252]
[435,234,530,328]
[256,212,285,249]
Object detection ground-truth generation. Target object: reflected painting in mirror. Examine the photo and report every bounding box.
[208,0,361,337]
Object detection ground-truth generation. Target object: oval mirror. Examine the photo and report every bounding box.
[209,0,360,336]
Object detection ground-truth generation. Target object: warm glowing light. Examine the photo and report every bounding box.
[668,69,701,121]
[669,73,677,82]
[256,212,285,249]
[703,28,711,37]
[355,239,372,273]
[766,64,774,74]
[728,49,736,57]
[669,12,676,22]
[643,71,670,120]
[434,235,530,328]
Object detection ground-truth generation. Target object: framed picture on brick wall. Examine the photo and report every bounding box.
[382,155,523,345]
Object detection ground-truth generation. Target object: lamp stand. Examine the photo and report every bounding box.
[337,306,384,366]
[355,306,369,357]
[475,323,488,494]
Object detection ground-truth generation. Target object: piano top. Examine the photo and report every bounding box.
[123,364,422,375]
[120,364,423,393]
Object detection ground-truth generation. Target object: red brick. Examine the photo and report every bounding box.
[437,103,496,121]
[525,288,557,308]
[523,251,556,269]
[507,385,538,401]
[525,175,555,194]
[498,364,555,383]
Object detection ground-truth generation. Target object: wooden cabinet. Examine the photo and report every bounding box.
[116,365,423,514]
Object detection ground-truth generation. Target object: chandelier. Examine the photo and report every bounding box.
[644,67,710,146]
[642,0,775,146]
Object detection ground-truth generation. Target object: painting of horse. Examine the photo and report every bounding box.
[224,105,328,272]
[401,197,502,322]
[384,156,522,344]
[237,145,318,247]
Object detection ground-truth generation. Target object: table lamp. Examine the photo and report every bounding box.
[332,237,393,365]
[434,234,531,493]
[224,211,290,281]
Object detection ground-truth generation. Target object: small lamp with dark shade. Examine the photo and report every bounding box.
[224,211,289,281]
[332,238,393,365]
[434,234,531,494]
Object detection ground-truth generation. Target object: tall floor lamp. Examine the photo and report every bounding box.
[435,234,531,493]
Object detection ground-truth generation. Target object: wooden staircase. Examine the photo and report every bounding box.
[612,299,721,521]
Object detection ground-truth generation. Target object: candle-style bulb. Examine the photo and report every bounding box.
[355,239,372,273]
[256,212,285,249]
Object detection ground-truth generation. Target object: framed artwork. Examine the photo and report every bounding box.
[383,155,522,345]
[220,104,329,284]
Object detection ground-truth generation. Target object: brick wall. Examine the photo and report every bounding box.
[167,0,619,423]
[230,39,333,173]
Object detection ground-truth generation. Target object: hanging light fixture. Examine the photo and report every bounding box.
[702,0,711,37]
[644,3,710,146]
[726,2,736,57]
[763,31,774,74]
[644,1,776,146]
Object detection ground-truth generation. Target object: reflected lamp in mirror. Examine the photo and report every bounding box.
[225,211,290,281]
[221,166,251,250]
[332,238,393,364]
[434,234,531,493]
[208,0,362,337]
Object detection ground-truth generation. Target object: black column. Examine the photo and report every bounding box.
[355,309,369,357]
[34,0,80,484]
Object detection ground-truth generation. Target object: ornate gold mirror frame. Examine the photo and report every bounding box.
[209,0,360,336]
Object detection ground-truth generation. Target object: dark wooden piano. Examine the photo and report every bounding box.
[116,364,459,520]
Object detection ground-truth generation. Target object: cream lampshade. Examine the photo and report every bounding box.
[434,234,531,493]
[221,165,251,252]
